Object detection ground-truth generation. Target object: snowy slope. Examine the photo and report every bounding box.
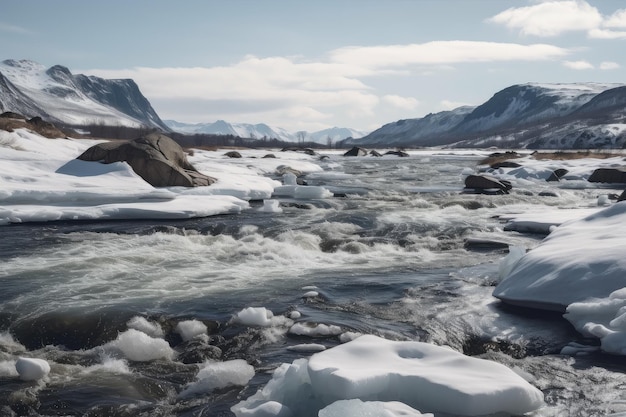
[0,59,168,130]
[355,82,626,149]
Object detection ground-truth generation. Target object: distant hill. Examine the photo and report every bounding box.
[344,83,626,149]
[165,120,368,144]
[0,59,169,131]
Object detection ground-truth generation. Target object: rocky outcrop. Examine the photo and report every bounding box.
[588,167,626,183]
[78,133,216,187]
[464,175,512,194]
[546,168,569,182]
[344,146,368,157]
[384,150,409,157]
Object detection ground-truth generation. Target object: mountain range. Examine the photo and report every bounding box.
[346,82,626,149]
[2,59,626,149]
[164,120,368,144]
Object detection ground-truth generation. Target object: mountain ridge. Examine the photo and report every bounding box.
[0,59,169,131]
[346,82,626,149]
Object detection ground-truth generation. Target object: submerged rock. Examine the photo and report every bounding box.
[464,174,512,194]
[78,133,216,187]
[588,167,626,183]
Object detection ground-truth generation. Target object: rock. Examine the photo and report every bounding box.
[464,174,512,194]
[0,111,26,119]
[490,160,522,169]
[588,167,626,183]
[224,151,242,158]
[343,146,368,157]
[263,154,276,158]
[177,339,223,364]
[78,133,216,187]
[618,190,626,202]
[464,238,510,251]
[369,150,382,157]
[538,191,559,197]
[384,150,409,157]
[546,168,569,182]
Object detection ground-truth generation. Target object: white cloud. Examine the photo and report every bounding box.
[488,1,602,37]
[382,95,419,110]
[599,61,621,70]
[563,60,594,70]
[604,9,626,28]
[588,28,626,39]
[0,22,33,35]
[329,41,568,68]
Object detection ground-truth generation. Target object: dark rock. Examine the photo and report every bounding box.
[369,150,382,157]
[464,175,512,193]
[303,148,317,156]
[224,151,242,158]
[538,191,559,197]
[176,339,223,364]
[464,238,510,251]
[490,160,522,169]
[384,150,409,157]
[546,168,569,182]
[262,153,276,158]
[78,133,216,187]
[618,190,626,202]
[0,111,25,119]
[344,146,368,157]
[588,167,626,183]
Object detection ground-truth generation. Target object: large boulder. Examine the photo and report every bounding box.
[78,133,216,187]
[464,175,512,194]
[588,168,626,183]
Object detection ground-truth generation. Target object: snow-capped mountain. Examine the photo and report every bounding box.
[346,82,626,149]
[0,59,168,130]
[165,120,368,144]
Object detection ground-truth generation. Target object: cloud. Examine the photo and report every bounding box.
[382,95,419,110]
[604,9,626,28]
[488,1,602,37]
[329,41,568,68]
[599,61,620,70]
[0,22,33,35]
[563,60,594,70]
[588,28,626,39]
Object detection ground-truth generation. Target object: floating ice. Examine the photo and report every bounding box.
[105,329,174,361]
[175,319,208,341]
[302,291,319,298]
[233,335,544,417]
[179,359,255,398]
[127,316,164,338]
[15,357,51,381]
[258,199,282,213]
[286,343,327,352]
[289,322,342,337]
[236,307,274,327]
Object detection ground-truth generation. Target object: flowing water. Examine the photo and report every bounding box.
[1,151,626,416]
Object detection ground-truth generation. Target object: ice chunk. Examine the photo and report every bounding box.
[289,322,342,337]
[127,316,164,338]
[179,359,255,398]
[497,245,526,281]
[233,335,543,417]
[307,335,543,416]
[15,357,51,381]
[175,319,208,341]
[319,399,432,417]
[258,199,282,213]
[106,329,174,361]
[236,307,274,327]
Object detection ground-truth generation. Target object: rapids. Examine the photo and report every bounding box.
[1,151,625,416]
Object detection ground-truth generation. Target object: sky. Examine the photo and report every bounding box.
[1,0,626,133]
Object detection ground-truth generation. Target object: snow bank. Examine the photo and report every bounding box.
[0,129,325,225]
[232,335,544,417]
[494,202,626,312]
